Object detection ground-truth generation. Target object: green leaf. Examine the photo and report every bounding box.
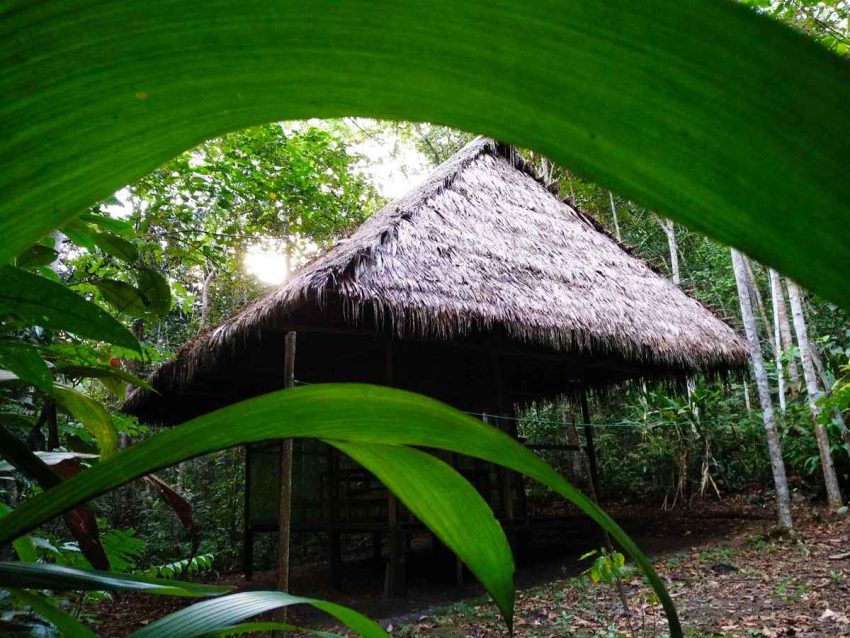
[127,591,388,638]
[16,244,58,268]
[51,385,119,459]
[92,231,139,263]
[56,364,156,393]
[137,267,172,318]
[0,562,231,597]
[7,588,97,638]
[93,279,150,317]
[0,413,34,431]
[0,503,37,563]
[1,2,850,307]
[0,384,681,635]
[79,213,134,236]
[0,266,140,351]
[0,341,52,392]
[333,441,514,626]
[60,221,97,253]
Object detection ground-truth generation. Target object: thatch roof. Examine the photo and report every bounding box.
[125,138,746,413]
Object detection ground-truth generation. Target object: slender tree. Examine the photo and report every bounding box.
[731,249,792,530]
[745,262,777,359]
[768,269,788,412]
[775,279,802,396]
[608,191,622,242]
[786,278,843,509]
[808,344,850,453]
[657,216,680,286]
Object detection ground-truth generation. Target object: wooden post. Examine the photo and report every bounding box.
[579,385,601,500]
[384,339,405,598]
[243,445,254,580]
[276,331,296,627]
[327,445,342,589]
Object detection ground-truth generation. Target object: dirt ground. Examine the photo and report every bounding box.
[93,495,850,637]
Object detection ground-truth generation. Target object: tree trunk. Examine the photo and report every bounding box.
[775,279,802,396]
[768,269,787,412]
[745,261,777,359]
[732,249,792,530]
[786,279,843,509]
[607,192,622,242]
[809,344,850,453]
[658,217,680,286]
[199,268,216,329]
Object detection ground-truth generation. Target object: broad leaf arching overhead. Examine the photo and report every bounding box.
[0,384,682,635]
[1,1,849,304]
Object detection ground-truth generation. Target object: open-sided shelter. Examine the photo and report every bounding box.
[125,138,746,593]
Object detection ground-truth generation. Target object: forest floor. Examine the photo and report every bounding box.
[94,494,850,637]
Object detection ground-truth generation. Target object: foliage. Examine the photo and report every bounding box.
[3,2,850,310]
[580,548,633,586]
[2,0,850,636]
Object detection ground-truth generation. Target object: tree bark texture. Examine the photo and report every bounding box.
[786,279,843,509]
[732,249,792,529]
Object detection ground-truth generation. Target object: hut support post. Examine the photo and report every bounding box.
[384,339,406,598]
[243,446,253,580]
[579,386,601,499]
[276,332,296,624]
[328,445,342,589]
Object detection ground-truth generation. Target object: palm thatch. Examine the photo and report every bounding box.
[125,138,745,413]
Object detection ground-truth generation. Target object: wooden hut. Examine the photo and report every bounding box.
[125,138,746,592]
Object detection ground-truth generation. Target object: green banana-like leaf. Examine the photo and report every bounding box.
[333,441,514,626]
[8,588,97,638]
[52,385,119,459]
[0,562,231,597]
[0,384,681,635]
[2,1,849,305]
[0,266,140,352]
[127,591,387,638]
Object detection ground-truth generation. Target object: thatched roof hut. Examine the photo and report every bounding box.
[125,138,745,424]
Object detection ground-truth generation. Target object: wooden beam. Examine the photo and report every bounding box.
[276,331,296,629]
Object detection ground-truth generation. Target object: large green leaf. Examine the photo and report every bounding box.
[0,562,230,597]
[128,591,387,638]
[137,267,172,318]
[93,279,151,317]
[51,385,119,459]
[0,266,140,351]
[92,232,140,263]
[1,2,850,305]
[0,503,37,563]
[0,384,681,635]
[0,341,52,393]
[7,588,97,638]
[334,441,514,626]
